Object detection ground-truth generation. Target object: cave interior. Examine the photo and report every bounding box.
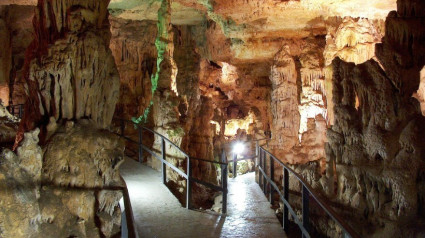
[0,0,424,237]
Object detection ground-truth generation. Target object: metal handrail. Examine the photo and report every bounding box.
[120,176,138,238]
[6,104,24,118]
[257,145,360,238]
[113,118,228,214]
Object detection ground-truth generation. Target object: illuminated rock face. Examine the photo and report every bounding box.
[109,16,156,120]
[18,0,119,145]
[0,1,125,237]
[268,38,328,172]
[324,17,385,66]
[413,66,425,115]
[2,0,424,236]
[325,1,425,236]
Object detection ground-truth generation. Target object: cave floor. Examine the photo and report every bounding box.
[120,157,287,238]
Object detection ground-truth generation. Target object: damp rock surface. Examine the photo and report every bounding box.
[0,122,125,238]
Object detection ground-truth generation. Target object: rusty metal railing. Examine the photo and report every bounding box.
[256,144,360,238]
[114,118,228,214]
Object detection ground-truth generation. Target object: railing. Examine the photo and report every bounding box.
[230,138,270,178]
[7,104,24,118]
[256,145,360,238]
[119,177,138,238]
[114,118,228,214]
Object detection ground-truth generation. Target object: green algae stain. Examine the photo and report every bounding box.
[132,0,169,125]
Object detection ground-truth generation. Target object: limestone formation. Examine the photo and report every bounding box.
[324,1,425,235]
[18,0,119,147]
[0,5,35,106]
[109,16,156,120]
[1,0,424,237]
[0,121,125,238]
[0,129,42,238]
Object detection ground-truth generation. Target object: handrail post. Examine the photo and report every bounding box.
[269,155,274,204]
[302,185,310,238]
[255,141,259,166]
[259,148,263,189]
[232,153,237,178]
[138,125,143,163]
[221,149,228,214]
[262,151,266,193]
[283,167,289,233]
[186,156,192,209]
[161,138,166,184]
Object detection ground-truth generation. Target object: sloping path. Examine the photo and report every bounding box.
[120,158,286,238]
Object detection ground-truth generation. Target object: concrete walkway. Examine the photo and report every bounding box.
[120,158,287,238]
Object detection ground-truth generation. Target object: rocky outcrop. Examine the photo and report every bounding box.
[109,16,156,120]
[0,129,42,238]
[267,37,328,173]
[0,1,126,237]
[0,121,125,238]
[324,17,385,66]
[325,1,425,236]
[0,7,12,105]
[0,5,35,106]
[18,0,119,147]
[41,121,124,237]
[413,66,425,115]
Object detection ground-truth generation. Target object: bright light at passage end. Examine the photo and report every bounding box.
[233,142,245,154]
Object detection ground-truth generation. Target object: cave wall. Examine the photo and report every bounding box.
[1,5,35,106]
[324,1,425,236]
[1,122,125,238]
[0,7,12,105]
[18,0,119,145]
[0,1,125,237]
[267,36,329,179]
[109,16,156,120]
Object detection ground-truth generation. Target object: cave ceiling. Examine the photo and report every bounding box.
[108,0,396,31]
[108,0,397,63]
[0,0,398,64]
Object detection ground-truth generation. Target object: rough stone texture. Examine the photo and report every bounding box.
[17,0,119,147]
[324,17,385,66]
[0,5,35,107]
[7,5,35,106]
[0,129,42,238]
[41,121,124,237]
[324,1,425,236]
[413,66,425,115]
[0,122,125,238]
[0,7,12,105]
[109,16,156,120]
[43,121,124,188]
[108,0,396,62]
[268,37,328,174]
[0,5,35,106]
[0,1,126,237]
[0,0,37,5]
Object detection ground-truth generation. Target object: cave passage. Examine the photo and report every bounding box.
[0,0,424,238]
